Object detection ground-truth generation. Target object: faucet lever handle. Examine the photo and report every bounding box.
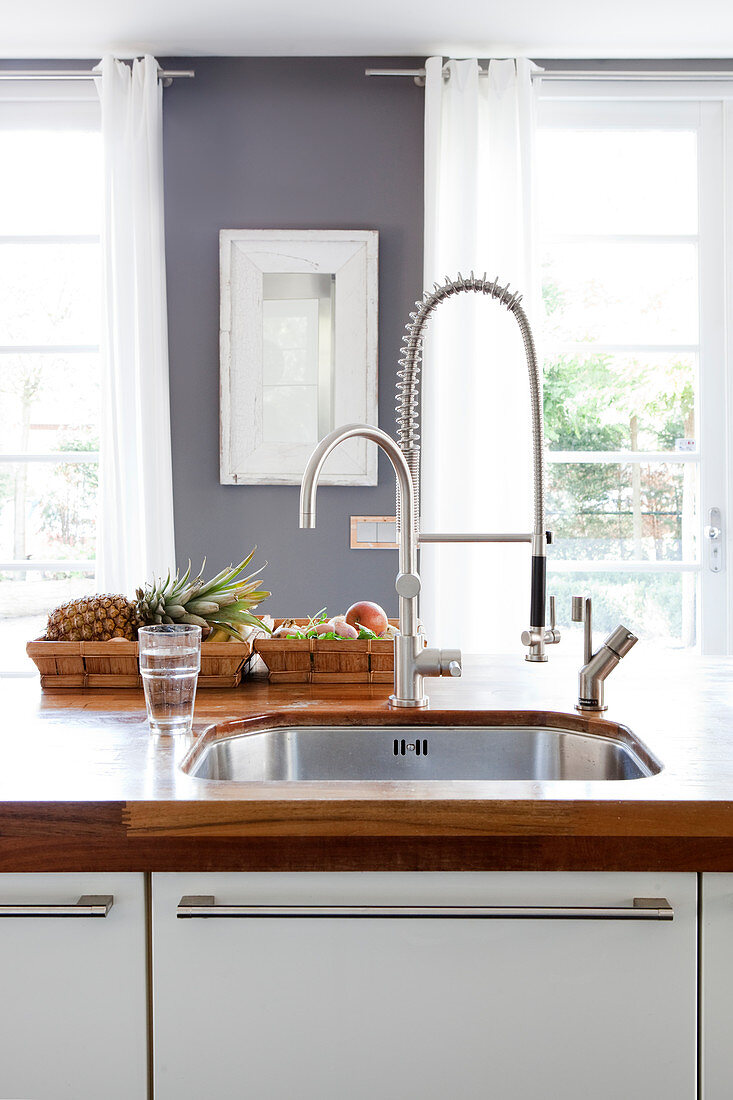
[604,625,638,659]
[571,594,588,623]
[571,595,594,664]
[544,595,561,645]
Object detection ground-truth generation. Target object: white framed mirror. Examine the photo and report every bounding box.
[219,229,378,485]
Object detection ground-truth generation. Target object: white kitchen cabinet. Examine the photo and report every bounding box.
[153,871,696,1100]
[0,872,147,1100]
[702,873,733,1098]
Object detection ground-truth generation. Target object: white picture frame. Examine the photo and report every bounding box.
[219,229,379,485]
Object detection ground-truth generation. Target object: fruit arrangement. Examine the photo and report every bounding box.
[253,600,397,684]
[270,601,397,641]
[43,550,270,643]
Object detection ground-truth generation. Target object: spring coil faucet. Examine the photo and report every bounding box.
[395,272,559,662]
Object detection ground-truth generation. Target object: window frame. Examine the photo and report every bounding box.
[537,82,733,654]
[0,80,101,583]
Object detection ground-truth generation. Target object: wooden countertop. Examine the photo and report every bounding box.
[2,654,733,872]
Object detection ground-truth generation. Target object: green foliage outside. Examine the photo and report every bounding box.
[0,353,98,578]
[40,434,98,558]
[543,277,695,562]
[543,278,696,645]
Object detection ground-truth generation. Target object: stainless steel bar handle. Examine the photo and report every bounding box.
[418,531,553,544]
[419,532,534,544]
[177,896,673,921]
[0,895,114,918]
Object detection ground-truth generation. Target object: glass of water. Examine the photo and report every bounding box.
[138,624,202,735]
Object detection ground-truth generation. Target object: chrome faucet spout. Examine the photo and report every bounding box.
[300,423,417,578]
[299,422,461,708]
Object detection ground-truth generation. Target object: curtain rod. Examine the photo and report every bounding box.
[365,67,733,85]
[0,68,195,87]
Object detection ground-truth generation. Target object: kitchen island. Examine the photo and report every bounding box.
[2,652,733,872]
[3,653,733,1098]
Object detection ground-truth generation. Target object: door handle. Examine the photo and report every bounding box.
[706,507,724,572]
[176,896,673,921]
[0,895,114,918]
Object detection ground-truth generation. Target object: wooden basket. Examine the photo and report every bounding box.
[253,619,397,684]
[25,638,253,690]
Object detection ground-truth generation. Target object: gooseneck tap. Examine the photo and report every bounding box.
[300,423,461,708]
[571,595,638,712]
[395,273,559,662]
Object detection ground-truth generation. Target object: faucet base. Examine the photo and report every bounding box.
[525,653,548,663]
[389,695,429,709]
[575,701,608,713]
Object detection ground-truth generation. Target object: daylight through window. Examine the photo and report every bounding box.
[0,105,102,672]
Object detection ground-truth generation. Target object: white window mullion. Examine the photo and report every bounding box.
[548,451,700,464]
[545,233,698,247]
[1,561,94,572]
[0,345,99,354]
[0,453,99,463]
[724,100,733,652]
[0,234,100,245]
[697,101,729,653]
[544,343,700,355]
[549,561,702,574]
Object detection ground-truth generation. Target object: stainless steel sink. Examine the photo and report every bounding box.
[182,714,661,783]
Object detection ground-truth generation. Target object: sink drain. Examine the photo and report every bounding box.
[393,738,429,757]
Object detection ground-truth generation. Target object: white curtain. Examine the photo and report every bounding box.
[420,57,541,653]
[94,55,176,594]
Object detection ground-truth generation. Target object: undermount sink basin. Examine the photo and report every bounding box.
[182,712,661,783]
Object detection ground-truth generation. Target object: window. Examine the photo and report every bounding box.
[0,82,102,672]
[537,87,731,653]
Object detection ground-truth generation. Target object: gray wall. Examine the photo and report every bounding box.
[159,57,425,618]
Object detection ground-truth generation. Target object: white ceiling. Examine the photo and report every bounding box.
[4,0,733,60]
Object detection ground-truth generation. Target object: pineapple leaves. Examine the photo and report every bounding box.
[137,548,269,634]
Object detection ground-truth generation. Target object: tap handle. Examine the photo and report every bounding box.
[605,625,638,659]
[572,595,593,665]
[545,595,561,645]
[571,595,586,622]
[439,649,462,677]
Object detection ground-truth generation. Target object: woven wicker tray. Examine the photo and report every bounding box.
[25,638,253,690]
[253,619,397,684]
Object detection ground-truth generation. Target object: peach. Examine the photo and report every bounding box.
[344,601,388,635]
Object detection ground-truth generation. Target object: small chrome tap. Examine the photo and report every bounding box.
[571,595,638,712]
[300,423,462,708]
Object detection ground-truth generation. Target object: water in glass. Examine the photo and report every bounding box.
[139,625,201,734]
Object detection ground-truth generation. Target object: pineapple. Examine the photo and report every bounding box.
[46,593,140,642]
[44,550,269,642]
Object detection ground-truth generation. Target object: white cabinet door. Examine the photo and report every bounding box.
[153,871,696,1100]
[702,873,733,1098]
[0,872,147,1100]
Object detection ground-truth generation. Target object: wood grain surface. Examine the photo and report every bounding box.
[2,654,733,872]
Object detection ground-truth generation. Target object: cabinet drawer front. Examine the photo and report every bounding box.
[154,872,696,1100]
[0,873,147,1100]
[702,873,733,1099]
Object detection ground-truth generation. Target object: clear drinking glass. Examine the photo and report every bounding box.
[138,624,202,735]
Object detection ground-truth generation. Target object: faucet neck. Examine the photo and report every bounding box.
[299,421,463,709]
[299,422,419,628]
[300,423,417,579]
